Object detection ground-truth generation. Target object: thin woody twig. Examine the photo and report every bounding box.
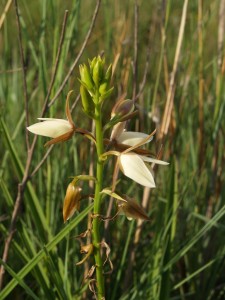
[41,10,69,116]
[14,0,29,151]
[48,0,101,108]
[29,10,70,178]
[30,145,54,178]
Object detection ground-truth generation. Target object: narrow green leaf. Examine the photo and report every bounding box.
[0,204,93,299]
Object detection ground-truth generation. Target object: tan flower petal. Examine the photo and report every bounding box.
[119,196,150,221]
[44,129,74,147]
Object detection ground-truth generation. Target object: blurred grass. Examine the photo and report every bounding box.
[1,0,225,299]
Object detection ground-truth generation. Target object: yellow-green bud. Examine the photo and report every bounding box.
[99,81,108,95]
[79,64,94,91]
[93,60,103,87]
[99,87,114,102]
[89,57,97,74]
[80,85,95,117]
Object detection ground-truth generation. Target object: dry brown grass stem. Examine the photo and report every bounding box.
[0,0,12,30]
[159,0,189,140]
[218,0,225,69]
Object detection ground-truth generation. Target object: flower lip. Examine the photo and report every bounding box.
[119,153,156,188]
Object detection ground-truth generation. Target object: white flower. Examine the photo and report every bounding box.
[27,118,75,146]
[27,91,75,146]
[117,131,168,188]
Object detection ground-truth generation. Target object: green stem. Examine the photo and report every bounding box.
[92,103,105,299]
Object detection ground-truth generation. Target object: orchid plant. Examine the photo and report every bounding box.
[27,56,168,299]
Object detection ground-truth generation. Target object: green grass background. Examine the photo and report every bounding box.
[1,0,225,299]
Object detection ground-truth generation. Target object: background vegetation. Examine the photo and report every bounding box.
[1,0,225,299]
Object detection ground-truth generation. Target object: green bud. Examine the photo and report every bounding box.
[93,60,103,87]
[79,64,94,91]
[80,85,95,117]
[89,57,97,74]
[99,87,114,102]
[99,81,108,95]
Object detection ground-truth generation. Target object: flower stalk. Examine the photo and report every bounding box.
[92,103,105,298]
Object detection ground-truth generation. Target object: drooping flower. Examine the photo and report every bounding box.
[115,130,169,188]
[118,195,150,221]
[101,188,150,221]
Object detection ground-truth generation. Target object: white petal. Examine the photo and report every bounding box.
[142,156,169,165]
[27,119,72,138]
[119,153,156,188]
[117,131,153,147]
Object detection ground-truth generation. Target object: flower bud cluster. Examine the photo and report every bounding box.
[79,56,113,117]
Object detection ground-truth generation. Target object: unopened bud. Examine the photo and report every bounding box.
[99,81,108,95]
[63,183,81,222]
[80,85,95,117]
[89,57,97,73]
[93,60,103,87]
[111,99,135,119]
[99,87,114,102]
[79,64,94,91]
